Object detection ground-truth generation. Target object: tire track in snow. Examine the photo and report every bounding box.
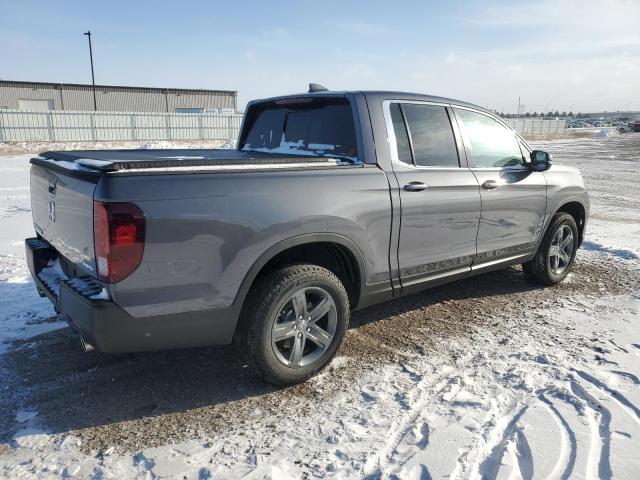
[513,426,534,480]
[607,339,629,354]
[362,369,451,479]
[570,381,612,480]
[609,370,640,386]
[539,390,578,480]
[470,405,530,480]
[574,369,640,427]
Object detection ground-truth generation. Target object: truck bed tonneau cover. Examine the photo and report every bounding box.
[37,149,340,173]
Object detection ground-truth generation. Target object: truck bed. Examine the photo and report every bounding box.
[34,149,347,175]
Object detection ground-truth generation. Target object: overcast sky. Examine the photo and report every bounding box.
[1,0,638,112]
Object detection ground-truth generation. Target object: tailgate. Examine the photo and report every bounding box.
[30,163,98,276]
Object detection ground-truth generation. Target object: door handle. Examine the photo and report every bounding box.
[482,180,499,190]
[403,181,429,192]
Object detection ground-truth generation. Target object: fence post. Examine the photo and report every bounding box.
[227,115,233,142]
[130,113,136,141]
[198,114,204,140]
[165,113,171,140]
[0,111,4,143]
[90,112,97,141]
[46,111,56,142]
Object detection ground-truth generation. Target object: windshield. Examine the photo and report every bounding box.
[241,98,358,162]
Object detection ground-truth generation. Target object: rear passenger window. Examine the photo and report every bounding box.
[401,104,459,167]
[390,103,413,164]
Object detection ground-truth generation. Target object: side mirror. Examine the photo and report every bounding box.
[530,150,552,171]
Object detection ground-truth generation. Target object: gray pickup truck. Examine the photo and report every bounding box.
[26,86,589,384]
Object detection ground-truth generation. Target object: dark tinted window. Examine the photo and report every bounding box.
[402,104,459,167]
[455,109,524,168]
[243,108,286,149]
[390,103,412,164]
[242,99,358,159]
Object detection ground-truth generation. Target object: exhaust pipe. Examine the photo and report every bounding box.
[80,337,94,352]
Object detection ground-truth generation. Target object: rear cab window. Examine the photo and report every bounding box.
[240,97,359,162]
[388,102,460,168]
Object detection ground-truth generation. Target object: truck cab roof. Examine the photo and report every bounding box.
[250,90,490,114]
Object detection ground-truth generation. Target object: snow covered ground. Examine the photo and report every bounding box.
[0,135,639,479]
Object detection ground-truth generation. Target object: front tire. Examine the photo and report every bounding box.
[240,265,350,385]
[523,212,579,286]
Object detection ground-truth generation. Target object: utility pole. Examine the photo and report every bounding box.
[83,31,97,111]
[517,97,521,118]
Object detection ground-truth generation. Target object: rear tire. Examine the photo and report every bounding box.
[522,212,579,286]
[240,265,349,385]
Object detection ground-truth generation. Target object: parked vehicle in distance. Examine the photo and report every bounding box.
[26,85,589,384]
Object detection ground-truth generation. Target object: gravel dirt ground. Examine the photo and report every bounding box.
[0,134,638,478]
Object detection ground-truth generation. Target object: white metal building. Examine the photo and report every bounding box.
[0,80,237,113]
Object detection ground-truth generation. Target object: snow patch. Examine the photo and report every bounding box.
[594,128,620,138]
[1,135,639,477]
[90,288,110,301]
[16,410,38,423]
[37,259,68,297]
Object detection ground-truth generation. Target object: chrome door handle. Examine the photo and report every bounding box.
[482,180,499,190]
[403,182,429,192]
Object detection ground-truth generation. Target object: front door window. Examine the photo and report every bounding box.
[455,109,524,168]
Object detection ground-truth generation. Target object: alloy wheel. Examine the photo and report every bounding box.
[271,287,337,368]
[549,224,574,275]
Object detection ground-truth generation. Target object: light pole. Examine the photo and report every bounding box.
[83,31,97,111]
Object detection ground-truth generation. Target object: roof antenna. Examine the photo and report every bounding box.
[308,83,329,93]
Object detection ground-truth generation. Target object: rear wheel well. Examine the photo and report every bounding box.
[252,242,361,308]
[556,201,586,245]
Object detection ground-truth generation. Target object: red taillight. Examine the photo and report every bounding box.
[93,201,145,283]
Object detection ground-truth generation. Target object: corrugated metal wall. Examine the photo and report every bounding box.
[0,110,243,142]
[0,81,237,112]
[0,84,65,110]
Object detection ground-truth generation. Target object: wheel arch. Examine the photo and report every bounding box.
[553,200,587,246]
[232,233,367,316]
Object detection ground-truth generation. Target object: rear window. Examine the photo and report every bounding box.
[401,104,459,168]
[390,103,413,165]
[241,98,358,161]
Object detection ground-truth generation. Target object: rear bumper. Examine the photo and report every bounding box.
[26,237,136,351]
[25,238,239,352]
